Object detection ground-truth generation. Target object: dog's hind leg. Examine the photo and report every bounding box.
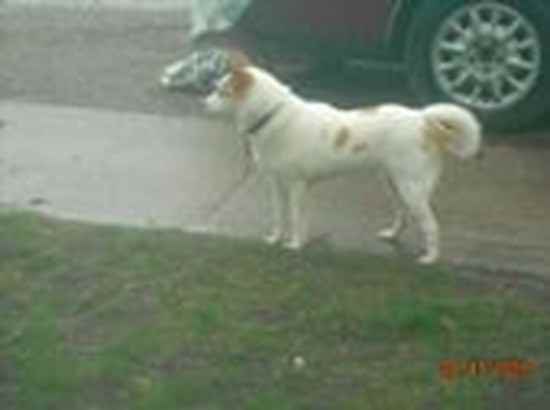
[378,176,408,241]
[393,178,440,265]
[411,200,439,265]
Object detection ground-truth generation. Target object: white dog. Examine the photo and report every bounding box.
[205,59,482,264]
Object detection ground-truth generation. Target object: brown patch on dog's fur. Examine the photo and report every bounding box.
[229,67,254,100]
[228,49,252,71]
[423,118,455,154]
[352,141,369,154]
[218,50,254,100]
[334,127,350,150]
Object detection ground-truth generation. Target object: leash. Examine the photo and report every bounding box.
[203,102,284,223]
[203,140,256,223]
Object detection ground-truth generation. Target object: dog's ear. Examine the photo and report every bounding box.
[227,49,252,72]
[229,66,254,99]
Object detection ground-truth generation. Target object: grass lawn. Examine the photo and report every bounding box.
[0,211,548,409]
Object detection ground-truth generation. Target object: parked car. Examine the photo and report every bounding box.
[164,0,550,131]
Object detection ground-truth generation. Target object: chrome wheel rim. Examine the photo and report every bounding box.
[432,2,541,111]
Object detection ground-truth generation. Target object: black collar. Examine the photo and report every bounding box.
[245,104,284,136]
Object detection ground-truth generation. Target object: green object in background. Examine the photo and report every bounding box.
[190,0,252,39]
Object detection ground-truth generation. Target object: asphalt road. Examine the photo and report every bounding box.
[0,6,196,115]
[2,5,550,278]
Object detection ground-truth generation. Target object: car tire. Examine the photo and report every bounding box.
[405,0,550,131]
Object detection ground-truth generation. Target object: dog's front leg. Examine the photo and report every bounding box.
[264,177,286,245]
[378,211,407,241]
[283,180,308,251]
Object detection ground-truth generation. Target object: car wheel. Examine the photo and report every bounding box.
[405,0,550,131]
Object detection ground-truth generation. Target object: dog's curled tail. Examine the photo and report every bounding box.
[422,104,482,159]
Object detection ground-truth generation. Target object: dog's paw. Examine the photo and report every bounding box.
[282,239,303,251]
[417,252,439,265]
[264,232,283,245]
[377,228,400,242]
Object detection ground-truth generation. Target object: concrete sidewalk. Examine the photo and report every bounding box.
[0,101,240,229]
[1,100,550,276]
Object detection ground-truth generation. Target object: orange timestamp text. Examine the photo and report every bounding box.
[439,359,538,381]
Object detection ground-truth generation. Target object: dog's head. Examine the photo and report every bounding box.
[204,51,255,113]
